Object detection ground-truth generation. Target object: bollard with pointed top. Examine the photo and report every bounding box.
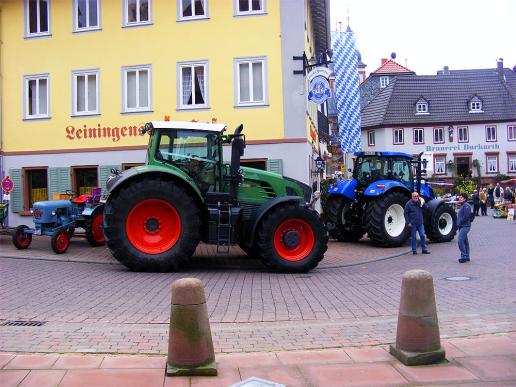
[389,269,445,366]
[166,278,217,376]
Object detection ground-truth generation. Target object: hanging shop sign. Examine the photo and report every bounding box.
[307,67,332,105]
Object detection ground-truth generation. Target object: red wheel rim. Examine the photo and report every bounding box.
[55,232,69,253]
[273,218,315,261]
[126,199,181,254]
[16,229,30,247]
[91,213,105,244]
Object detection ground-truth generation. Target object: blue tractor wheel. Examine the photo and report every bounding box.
[365,191,410,247]
[326,196,365,242]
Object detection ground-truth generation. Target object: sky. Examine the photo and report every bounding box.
[330,0,516,75]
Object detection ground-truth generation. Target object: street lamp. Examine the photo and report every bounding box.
[315,156,325,172]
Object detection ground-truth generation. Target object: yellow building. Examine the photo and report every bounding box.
[0,0,330,225]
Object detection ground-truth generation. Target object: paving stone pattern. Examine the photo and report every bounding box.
[0,334,515,386]
[0,215,515,354]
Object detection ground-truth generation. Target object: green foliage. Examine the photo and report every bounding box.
[494,173,510,182]
[454,177,476,196]
[431,186,448,198]
[320,179,331,212]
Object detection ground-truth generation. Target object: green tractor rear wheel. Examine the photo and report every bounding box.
[256,204,328,272]
[104,178,201,272]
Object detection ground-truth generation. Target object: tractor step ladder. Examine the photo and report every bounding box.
[216,201,232,254]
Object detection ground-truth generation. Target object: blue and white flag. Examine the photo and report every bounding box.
[332,28,362,153]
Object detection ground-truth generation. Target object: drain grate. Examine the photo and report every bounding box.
[1,320,46,327]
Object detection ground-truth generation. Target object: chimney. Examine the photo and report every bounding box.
[443,66,450,75]
[497,58,504,78]
[381,58,388,65]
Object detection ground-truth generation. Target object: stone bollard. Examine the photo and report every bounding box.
[166,278,217,376]
[389,269,445,366]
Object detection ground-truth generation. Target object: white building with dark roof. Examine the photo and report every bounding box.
[360,59,516,183]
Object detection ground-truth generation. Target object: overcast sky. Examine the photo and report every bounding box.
[330,0,516,75]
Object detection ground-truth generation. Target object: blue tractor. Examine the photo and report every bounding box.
[12,189,105,254]
[325,152,457,247]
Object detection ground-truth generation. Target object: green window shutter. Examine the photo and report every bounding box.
[48,167,71,199]
[8,169,23,212]
[99,165,120,197]
[267,159,283,175]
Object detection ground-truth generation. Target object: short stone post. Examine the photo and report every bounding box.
[166,278,217,376]
[389,269,445,366]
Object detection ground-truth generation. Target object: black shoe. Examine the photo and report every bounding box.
[465,257,470,261]
[422,250,430,254]
[413,251,417,255]
[458,258,467,263]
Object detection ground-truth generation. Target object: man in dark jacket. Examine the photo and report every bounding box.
[471,189,480,216]
[457,192,472,263]
[404,192,430,255]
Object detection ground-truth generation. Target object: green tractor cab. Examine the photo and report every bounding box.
[104,121,327,272]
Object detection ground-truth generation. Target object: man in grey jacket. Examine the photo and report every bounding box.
[404,192,430,255]
[457,192,473,263]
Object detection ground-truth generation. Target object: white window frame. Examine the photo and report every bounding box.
[416,102,428,114]
[433,127,444,143]
[486,125,497,142]
[486,155,498,174]
[23,74,50,119]
[508,125,516,141]
[234,57,268,107]
[379,76,389,88]
[469,99,483,113]
[508,155,516,173]
[413,128,424,144]
[72,69,100,116]
[123,0,152,27]
[457,126,469,143]
[393,128,404,145]
[178,0,208,21]
[73,0,101,32]
[24,0,51,38]
[435,156,446,175]
[122,65,152,113]
[177,61,209,110]
[235,0,266,16]
[367,130,375,146]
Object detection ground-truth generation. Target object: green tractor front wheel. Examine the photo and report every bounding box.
[256,204,328,272]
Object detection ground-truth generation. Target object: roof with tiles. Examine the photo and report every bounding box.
[371,59,415,75]
[361,68,516,128]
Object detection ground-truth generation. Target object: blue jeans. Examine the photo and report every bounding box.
[411,223,427,252]
[458,226,471,259]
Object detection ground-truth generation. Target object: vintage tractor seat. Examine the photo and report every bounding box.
[71,194,92,204]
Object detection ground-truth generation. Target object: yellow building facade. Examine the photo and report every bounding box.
[0,0,330,225]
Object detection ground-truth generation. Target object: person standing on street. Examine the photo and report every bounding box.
[487,184,495,209]
[404,192,430,255]
[479,188,487,216]
[457,192,473,263]
[494,183,503,205]
[472,189,480,216]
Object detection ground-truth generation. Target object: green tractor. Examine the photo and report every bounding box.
[104,120,328,272]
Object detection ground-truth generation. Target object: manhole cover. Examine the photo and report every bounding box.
[444,276,471,281]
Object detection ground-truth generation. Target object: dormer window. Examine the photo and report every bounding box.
[469,96,483,113]
[415,98,429,115]
[380,76,389,88]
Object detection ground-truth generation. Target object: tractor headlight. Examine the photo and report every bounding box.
[52,211,56,216]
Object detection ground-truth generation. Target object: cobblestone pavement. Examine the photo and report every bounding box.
[0,215,514,354]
